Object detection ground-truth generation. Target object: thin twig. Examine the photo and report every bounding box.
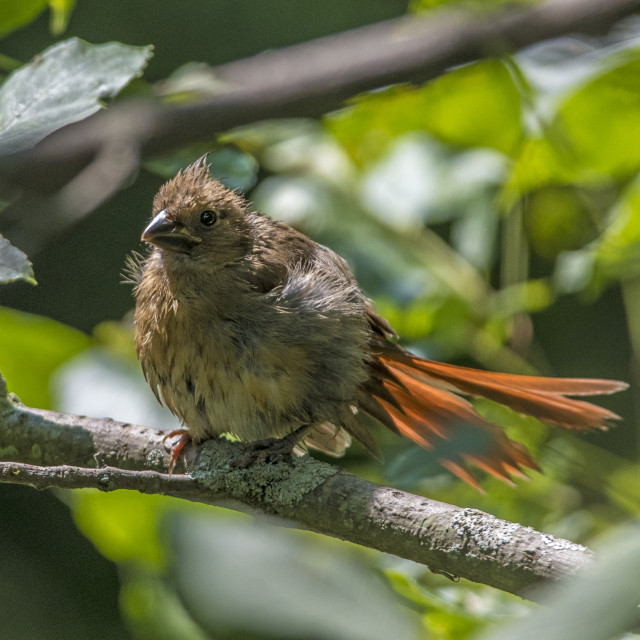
[0,460,195,494]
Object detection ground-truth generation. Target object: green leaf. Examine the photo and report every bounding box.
[328,59,522,164]
[488,279,552,317]
[559,49,640,179]
[48,0,77,35]
[504,48,640,201]
[170,515,417,640]
[0,38,153,155]
[410,0,537,11]
[73,491,170,569]
[592,176,640,282]
[502,137,581,203]
[0,234,36,284]
[607,463,640,516]
[0,0,47,38]
[120,573,210,640]
[415,58,523,155]
[0,306,90,408]
[523,186,601,259]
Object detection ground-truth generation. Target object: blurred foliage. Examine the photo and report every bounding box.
[0,0,639,639]
[0,233,35,284]
[479,525,640,640]
[0,0,76,38]
[410,0,538,11]
[0,0,49,38]
[0,306,90,407]
[170,515,419,640]
[328,59,523,162]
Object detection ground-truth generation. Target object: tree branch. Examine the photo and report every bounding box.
[0,0,638,191]
[0,374,593,600]
[0,460,194,494]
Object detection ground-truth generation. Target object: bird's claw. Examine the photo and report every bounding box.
[162,429,192,473]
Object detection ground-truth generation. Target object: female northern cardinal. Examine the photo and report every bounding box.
[132,158,626,488]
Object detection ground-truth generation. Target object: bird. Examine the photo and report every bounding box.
[132,157,627,489]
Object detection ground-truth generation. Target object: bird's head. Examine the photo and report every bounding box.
[142,157,253,269]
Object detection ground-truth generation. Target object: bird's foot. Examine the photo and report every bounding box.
[162,429,192,473]
[233,425,312,469]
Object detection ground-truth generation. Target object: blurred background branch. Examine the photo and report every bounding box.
[1,0,639,192]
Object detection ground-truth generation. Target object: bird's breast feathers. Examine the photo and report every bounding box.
[137,298,317,441]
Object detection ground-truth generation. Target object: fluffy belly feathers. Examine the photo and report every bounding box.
[143,320,313,442]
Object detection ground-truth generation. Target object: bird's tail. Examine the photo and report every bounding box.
[361,348,627,490]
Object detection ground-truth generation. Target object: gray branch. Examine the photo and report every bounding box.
[0,460,194,494]
[0,0,638,191]
[0,373,593,600]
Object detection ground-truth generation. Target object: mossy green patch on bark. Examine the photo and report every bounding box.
[191,439,339,508]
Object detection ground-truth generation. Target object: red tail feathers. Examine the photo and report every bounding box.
[365,348,627,490]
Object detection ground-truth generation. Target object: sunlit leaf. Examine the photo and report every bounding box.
[502,137,582,203]
[73,491,171,569]
[48,0,77,35]
[385,565,533,640]
[0,234,36,285]
[488,279,552,317]
[0,38,153,155]
[0,306,90,408]
[607,463,640,516]
[328,59,522,164]
[154,61,228,100]
[0,53,22,74]
[592,176,640,282]
[413,59,522,155]
[523,187,599,259]
[505,48,640,202]
[72,490,233,572]
[560,49,640,178]
[410,0,537,11]
[0,0,47,38]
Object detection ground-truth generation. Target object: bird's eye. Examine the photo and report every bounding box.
[200,210,217,226]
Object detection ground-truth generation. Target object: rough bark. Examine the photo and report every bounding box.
[0,374,593,601]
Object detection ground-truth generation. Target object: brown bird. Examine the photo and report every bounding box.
[132,158,627,489]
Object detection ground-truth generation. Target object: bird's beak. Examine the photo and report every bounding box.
[141,210,201,253]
